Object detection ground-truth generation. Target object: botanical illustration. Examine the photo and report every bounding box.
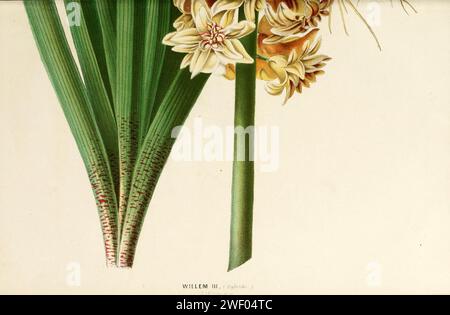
[24,0,416,270]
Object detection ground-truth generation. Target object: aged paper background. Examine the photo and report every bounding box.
[1,1,450,294]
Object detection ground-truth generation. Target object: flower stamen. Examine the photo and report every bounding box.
[200,22,226,50]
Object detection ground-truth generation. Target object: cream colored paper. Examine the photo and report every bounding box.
[1,1,450,294]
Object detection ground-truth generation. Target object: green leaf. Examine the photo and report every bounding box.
[116,0,137,237]
[24,0,118,266]
[151,4,184,126]
[132,0,148,148]
[118,71,210,267]
[137,0,172,145]
[64,0,119,194]
[79,0,115,106]
[95,0,117,107]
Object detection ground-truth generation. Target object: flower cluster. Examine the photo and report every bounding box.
[164,0,333,103]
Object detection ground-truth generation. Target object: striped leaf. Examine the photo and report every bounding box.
[119,71,210,267]
[95,0,117,107]
[116,0,137,238]
[64,0,119,194]
[137,0,171,145]
[79,0,115,106]
[24,0,119,266]
[150,4,184,127]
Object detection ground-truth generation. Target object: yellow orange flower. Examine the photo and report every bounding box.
[264,0,332,44]
[262,31,330,103]
[168,0,333,103]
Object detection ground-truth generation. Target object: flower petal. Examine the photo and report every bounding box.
[163,28,201,46]
[211,0,243,15]
[189,48,218,78]
[180,53,194,69]
[244,0,256,21]
[191,0,212,33]
[214,10,237,28]
[227,39,254,63]
[173,14,195,31]
[223,20,255,39]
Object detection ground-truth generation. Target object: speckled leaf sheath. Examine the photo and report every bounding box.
[118,71,210,267]
[24,0,203,268]
[24,0,118,266]
[132,0,148,152]
[116,0,137,238]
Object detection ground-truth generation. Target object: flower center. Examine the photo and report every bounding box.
[200,23,225,50]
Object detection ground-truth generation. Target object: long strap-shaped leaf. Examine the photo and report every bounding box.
[116,0,137,238]
[132,0,148,148]
[64,0,119,194]
[95,0,117,107]
[119,71,210,267]
[137,0,171,145]
[24,0,118,266]
[79,0,115,107]
[150,4,184,127]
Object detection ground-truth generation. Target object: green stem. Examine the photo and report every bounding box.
[228,10,258,271]
[256,54,269,62]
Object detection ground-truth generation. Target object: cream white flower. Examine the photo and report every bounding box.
[211,0,266,21]
[264,0,324,44]
[266,37,330,103]
[163,0,256,78]
[173,0,195,30]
